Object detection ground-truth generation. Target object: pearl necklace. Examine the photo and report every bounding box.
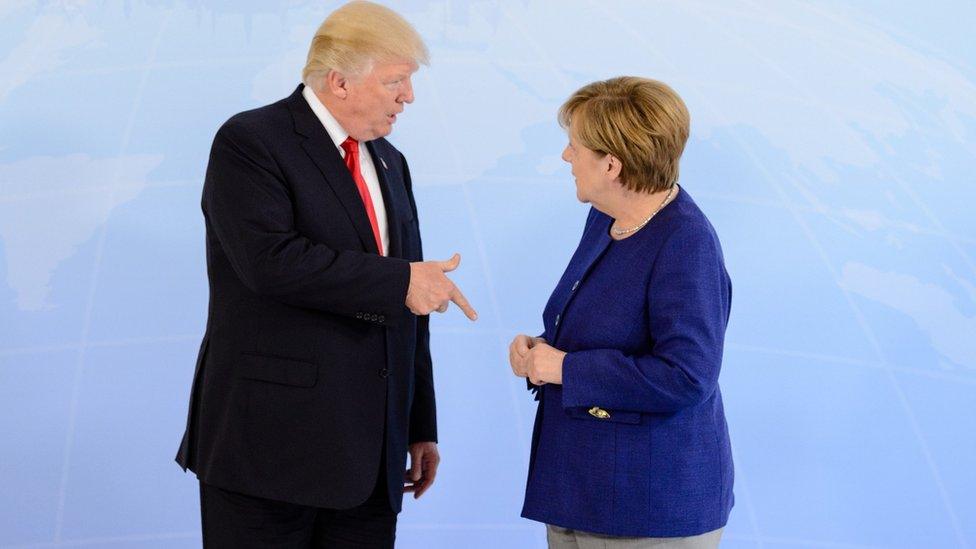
[611,185,677,236]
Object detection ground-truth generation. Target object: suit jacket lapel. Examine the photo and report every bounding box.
[288,85,379,255]
[366,140,403,259]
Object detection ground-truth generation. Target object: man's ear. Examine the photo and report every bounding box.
[325,69,349,100]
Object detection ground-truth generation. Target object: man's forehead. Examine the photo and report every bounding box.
[371,58,419,75]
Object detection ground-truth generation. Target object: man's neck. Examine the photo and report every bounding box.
[314,88,355,138]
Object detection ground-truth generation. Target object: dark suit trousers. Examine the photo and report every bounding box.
[199,456,396,549]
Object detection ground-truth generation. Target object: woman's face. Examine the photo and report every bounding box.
[562,133,611,204]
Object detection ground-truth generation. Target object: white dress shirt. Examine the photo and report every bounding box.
[302,85,389,256]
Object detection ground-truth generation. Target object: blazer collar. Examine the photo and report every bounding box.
[573,211,613,283]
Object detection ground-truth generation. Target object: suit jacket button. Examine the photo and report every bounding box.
[356,312,363,319]
[378,315,385,323]
[379,368,390,378]
[371,314,378,322]
[588,406,610,420]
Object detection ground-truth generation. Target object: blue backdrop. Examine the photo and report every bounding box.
[2,1,975,548]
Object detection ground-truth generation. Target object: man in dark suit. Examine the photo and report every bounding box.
[175,2,477,547]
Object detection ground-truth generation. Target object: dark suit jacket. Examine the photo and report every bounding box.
[522,190,734,537]
[176,84,435,513]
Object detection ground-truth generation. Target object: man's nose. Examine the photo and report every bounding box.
[399,78,415,104]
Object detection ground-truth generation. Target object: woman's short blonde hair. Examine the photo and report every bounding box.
[302,1,429,88]
[558,77,690,194]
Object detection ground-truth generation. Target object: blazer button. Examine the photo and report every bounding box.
[588,406,610,420]
[355,312,363,319]
[379,368,390,378]
[371,314,378,322]
[378,315,385,323]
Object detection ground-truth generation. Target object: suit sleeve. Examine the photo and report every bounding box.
[560,222,731,414]
[400,154,437,443]
[202,119,410,322]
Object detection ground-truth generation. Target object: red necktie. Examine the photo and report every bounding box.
[340,137,384,256]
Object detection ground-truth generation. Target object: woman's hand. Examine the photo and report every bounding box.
[523,341,567,386]
[508,334,547,379]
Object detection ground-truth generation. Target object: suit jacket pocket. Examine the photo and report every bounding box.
[239,353,317,387]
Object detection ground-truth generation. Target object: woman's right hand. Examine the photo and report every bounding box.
[508,334,543,378]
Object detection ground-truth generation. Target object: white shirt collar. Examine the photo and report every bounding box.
[302,84,350,150]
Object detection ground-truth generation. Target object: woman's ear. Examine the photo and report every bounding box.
[606,154,623,181]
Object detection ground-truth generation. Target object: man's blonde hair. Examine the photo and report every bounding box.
[302,1,429,88]
[558,77,690,194]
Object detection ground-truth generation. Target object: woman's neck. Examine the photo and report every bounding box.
[600,185,678,239]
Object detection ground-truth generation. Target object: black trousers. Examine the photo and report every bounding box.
[199,464,396,548]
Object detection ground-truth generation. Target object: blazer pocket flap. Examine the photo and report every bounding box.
[566,406,642,425]
[239,353,317,387]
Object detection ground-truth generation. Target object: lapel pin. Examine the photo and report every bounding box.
[380,157,388,170]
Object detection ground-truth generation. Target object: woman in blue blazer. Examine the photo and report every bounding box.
[509,77,733,548]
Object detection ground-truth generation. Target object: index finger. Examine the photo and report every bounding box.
[449,286,478,321]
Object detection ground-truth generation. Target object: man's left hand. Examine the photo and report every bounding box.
[404,441,440,499]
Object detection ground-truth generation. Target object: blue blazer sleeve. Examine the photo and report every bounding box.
[560,221,731,414]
